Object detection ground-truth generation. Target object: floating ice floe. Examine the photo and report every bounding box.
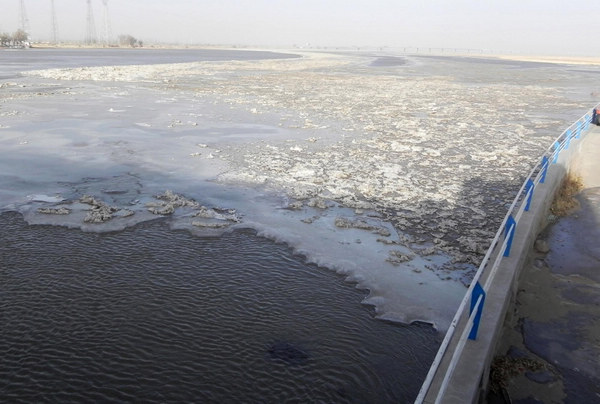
[80,195,124,223]
[28,194,65,203]
[146,190,199,214]
[37,207,71,215]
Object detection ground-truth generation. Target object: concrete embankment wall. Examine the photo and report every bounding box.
[419,122,597,403]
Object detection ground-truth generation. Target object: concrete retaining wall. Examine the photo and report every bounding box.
[421,127,594,403]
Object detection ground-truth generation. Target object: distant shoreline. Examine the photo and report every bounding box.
[408,51,600,66]
[493,54,600,66]
[2,42,260,51]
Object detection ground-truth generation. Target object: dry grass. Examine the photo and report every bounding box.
[550,173,583,216]
[489,355,547,393]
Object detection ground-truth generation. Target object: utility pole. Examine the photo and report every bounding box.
[50,0,58,44]
[85,0,97,44]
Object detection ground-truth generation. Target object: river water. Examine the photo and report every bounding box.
[1,48,599,402]
[0,48,439,404]
[0,48,299,79]
[0,211,437,403]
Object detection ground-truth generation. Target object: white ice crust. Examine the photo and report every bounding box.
[1,51,587,331]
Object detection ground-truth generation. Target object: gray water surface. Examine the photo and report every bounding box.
[0,48,298,79]
[0,212,438,403]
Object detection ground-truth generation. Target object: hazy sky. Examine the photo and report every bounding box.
[1,0,599,55]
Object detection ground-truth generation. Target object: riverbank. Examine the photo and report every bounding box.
[495,54,600,66]
[491,126,600,403]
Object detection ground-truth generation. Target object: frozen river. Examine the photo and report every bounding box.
[1,48,598,402]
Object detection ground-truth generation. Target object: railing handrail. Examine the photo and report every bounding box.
[415,103,599,403]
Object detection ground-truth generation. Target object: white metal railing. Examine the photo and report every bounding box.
[415,103,599,404]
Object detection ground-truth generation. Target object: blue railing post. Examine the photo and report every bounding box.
[552,141,561,163]
[468,282,486,340]
[564,130,571,150]
[525,179,535,211]
[584,115,591,130]
[540,156,549,183]
[503,215,516,257]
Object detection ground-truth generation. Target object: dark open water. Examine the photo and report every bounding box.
[0,48,299,79]
[0,212,438,403]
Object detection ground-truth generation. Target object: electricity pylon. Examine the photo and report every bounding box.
[85,0,97,44]
[19,0,31,37]
[100,0,112,46]
[50,0,59,44]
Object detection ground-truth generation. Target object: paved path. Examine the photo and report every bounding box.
[494,127,600,403]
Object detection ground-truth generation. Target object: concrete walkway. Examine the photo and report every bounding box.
[493,126,600,403]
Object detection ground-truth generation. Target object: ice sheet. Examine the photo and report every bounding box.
[2,50,594,331]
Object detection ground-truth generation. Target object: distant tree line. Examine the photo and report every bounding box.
[118,35,143,48]
[0,29,29,47]
[0,29,143,48]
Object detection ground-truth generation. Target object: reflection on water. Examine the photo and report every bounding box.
[0,212,438,403]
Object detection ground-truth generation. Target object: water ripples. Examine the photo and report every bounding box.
[1,212,438,403]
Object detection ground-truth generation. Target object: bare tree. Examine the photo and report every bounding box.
[12,29,29,45]
[118,34,139,47]
[0,33,11,47]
